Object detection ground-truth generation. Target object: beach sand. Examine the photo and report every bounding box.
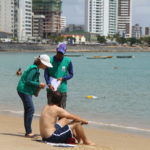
[0,114,150,150]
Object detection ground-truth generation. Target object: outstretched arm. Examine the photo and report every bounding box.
[58,107,88,125]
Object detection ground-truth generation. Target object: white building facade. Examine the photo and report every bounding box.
[17,0,32,41]
[85,0,132,37]
[85,0,118,36]
[60,16,67,31]
[132,24,142,39]
[0,0,32,41]
[0,0,14,34]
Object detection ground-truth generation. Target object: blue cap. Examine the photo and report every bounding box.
[56,43,67,54]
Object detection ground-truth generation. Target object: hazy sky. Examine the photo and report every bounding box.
[62,0,150,27]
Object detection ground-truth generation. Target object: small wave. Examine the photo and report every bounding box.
[0,110,40,117]
[89,121,150,133]
[0,110,24,114]
[34,113,40,117]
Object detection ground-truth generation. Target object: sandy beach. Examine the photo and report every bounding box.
[0,114,150,150]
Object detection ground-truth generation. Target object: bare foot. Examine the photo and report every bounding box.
[25,133,35,138]
[84,139,96,146]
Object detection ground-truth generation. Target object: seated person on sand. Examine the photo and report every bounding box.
[39,91,95,146]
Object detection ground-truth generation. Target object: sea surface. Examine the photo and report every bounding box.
[1,51,150,136]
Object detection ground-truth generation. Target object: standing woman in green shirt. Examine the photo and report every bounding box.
[17,54,53,137]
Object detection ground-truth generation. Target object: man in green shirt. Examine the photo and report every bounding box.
[44,43,74,108]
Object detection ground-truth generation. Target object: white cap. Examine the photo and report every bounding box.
[39,54,53,68]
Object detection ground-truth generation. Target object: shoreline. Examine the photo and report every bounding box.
[0,43,150,52]
[1,114,150,150]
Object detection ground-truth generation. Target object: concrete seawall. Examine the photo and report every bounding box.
[0,42,150,52]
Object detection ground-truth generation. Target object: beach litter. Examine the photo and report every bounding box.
[86,95,98,99]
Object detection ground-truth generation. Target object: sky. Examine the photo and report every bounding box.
[62,0,150,27]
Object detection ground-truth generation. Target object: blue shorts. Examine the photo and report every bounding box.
[42,124,73,143]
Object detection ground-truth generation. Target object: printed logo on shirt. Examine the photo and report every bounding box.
[62,66,66,72]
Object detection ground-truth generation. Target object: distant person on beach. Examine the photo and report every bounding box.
[39,91,95,145]
[17,54,53,138]
[16,68,22,76]
[44,43,73,108]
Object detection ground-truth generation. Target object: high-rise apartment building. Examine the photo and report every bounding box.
[108,0,118,35]
[32,14,45,38]
[85,0,118,36]
[13,0,19,38]
[0,0,14,35]
[145,27,150,36]
[117,0,132,37]
[0,0,32,41]
[17,0,32,41]
[33,0,62,38]
[132,24,142,39]
[60,16,67,31]
[85,0,132,37]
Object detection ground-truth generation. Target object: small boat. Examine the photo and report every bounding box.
[87,56,113,59]
[65,54,82,57]
[116,56,134,58]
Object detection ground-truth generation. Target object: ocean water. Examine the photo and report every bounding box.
[1,51,150,135]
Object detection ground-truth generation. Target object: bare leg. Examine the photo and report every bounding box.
[69,122,95,146]
[57,119,79,143]
[72,127,81,144]
[57,119,95,145]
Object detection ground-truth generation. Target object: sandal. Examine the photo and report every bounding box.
[25,133,35,138]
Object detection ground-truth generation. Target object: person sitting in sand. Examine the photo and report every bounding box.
[39,91,95,146]
[16,68,22,76]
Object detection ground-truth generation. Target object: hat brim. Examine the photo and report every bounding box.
[57,49,65,54]
[41,60,53,68]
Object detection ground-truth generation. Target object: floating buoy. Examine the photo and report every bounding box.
[86,96,97,99]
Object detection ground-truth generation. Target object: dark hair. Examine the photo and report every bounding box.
[34,56,41,66]
[51,91,62,106]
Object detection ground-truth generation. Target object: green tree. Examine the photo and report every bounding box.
[48,35,64,44]
[56,36,64,43]
[107,35,114,41]
[136,39,142,44]
[97,35,106,44]
[112,33,127,45]
[143,37,150,47]
[127,38,137,46]
[113,33,121,41]
[116,37,127,45]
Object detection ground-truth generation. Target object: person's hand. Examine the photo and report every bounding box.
[48,84,55,91]
[57,78,63,82]
[39,83,45,89]
[81,120,88,125]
